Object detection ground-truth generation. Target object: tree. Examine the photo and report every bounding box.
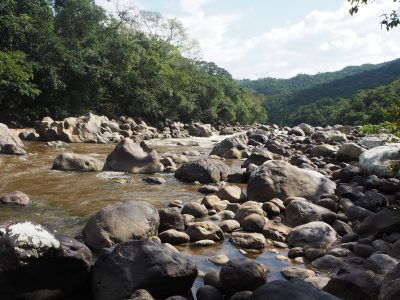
[348,0,400,30]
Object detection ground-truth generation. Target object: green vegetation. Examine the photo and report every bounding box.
[0,0,266,125]
[238,60,400,126]
[348,0,400,30]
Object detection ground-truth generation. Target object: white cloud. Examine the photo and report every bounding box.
[179,0,214,13]
[179,0,400,79]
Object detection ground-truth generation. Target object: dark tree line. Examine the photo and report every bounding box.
[0,0,267,125]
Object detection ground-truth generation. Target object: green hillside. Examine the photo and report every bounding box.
[238,59,400,126]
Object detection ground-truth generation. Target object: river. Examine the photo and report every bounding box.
[0,135,299,290]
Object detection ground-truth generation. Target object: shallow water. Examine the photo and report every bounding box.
[0,135,297,290]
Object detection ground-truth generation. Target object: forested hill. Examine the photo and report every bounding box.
[238,59,400,126]
[0,0,266,126]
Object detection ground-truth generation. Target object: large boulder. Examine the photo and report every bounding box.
[359,145,400,177]
[323,266,379,300]
[337,143,366,162]
[103,139,163,174]
[252,280,339,300]
[188,123,213,137]
[174,159,230,183]
[37,114,113,143]
[92,240,198,300]
[52,152,104,171]
[0,221,92,299]
[0,123,26,155]
[285,199,336,226]
[209,135,248,159]
[287,221,338,249]
[83,200,159,251]
[247,160,336,202]
[356,208,400,237]
[379,263,400,300]
[220,258,268,295]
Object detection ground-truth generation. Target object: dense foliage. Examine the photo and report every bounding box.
[239,60,400,126]
[0,0,267,125]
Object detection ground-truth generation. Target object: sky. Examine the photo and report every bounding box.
[96,0,400,79]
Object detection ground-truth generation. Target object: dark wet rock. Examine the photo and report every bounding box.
[92,239,198,300]
[365,253,398,275]
[380,263,400,300]
[323,266,379,300]
[247,160,336,202]
[196,285,223,300]
[181,202,208,218]
[252,280,339,300]
[261,202,280,218]
[210,135,248,159]
[0,123,26,155]
[230,232,266,249]
[142,176,166,184]
[287,221,338,249]
[52,152,103,171]
[241,147,273,168]
[342,200,375,222]
[198,185,219,194]
[356,208,400,237]
[242,213,266,232]
[229,291,253,300]
[0,221,92,299]
[311,255,344,272]
[83,200,159,251]
[174,159,230,183]
[220,258,268,295]
[354,191,388,212]
[305,248,326,261]
[216,186,245,203]
[185,222,224,241]
[353,243,374,258]
[159,229,190,245]
[332,220,353,236]
[0,191,30,206]
[316,198,337,212]
[158,208,185,232]
[103,139,163,174]
[285,199,336,226]
[336,184,365,201]
[188,123,213,137]
[204,270,222,290]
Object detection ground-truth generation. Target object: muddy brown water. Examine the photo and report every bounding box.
[0,135,300,292]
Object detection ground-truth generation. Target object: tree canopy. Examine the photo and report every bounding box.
[0,0,267,125]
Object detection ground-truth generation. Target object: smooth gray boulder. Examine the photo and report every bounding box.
[174,159,230,183]
[0,123,26,155]
[83,200,159,251]
[210,135,248,159]
[103,139,163,174]
[52,152,103,171]
[359,145,400,177]
[285,199,336,226]
[287,221,338,249]
[337,143,365,162]
[188,123,213,137]
[92,240,198,300]
[247,160,336,202]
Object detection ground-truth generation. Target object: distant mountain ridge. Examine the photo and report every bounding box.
[238,58,400,125]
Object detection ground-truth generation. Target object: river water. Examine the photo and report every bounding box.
[0,135,298,289]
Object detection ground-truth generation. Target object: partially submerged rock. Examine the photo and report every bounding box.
[103,139,163,174]
[174,159,230,183]
[52,152,104,171]
[0,123,26,155]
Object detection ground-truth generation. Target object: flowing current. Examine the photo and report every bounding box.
[0,135,298,287]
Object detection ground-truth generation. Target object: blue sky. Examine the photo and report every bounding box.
[97,0,400,79]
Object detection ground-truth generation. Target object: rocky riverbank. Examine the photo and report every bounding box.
[0,114,399,299]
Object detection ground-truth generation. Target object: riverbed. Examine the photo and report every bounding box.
[0,135,299,290]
